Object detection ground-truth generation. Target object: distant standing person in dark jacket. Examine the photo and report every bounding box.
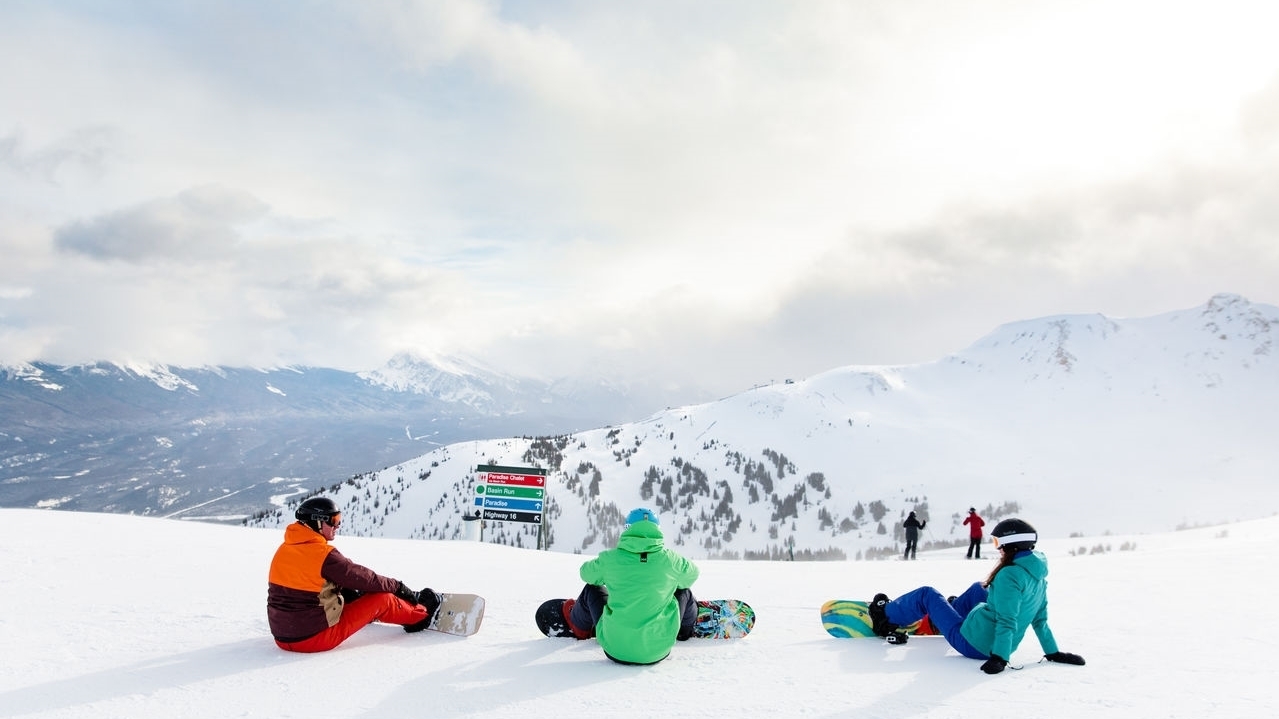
[902,511,926,560]
[267,497,441,652]
[963,508,985,559]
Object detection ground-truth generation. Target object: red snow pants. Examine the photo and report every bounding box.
[275,593,428,653]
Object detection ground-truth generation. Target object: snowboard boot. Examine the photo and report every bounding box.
[403,614,433,633]
[403,588,442,633]
[417,588,443,617]
[562,599,594,640]
[869,593,902,639]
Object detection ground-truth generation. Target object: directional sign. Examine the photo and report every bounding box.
[477,485,544,500]
[474,464,547,526]
[482,472,546,488]
[474,496,544,512]
[475,508,542,524]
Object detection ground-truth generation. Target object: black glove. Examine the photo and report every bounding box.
[980,655,1007,674]
[1045,651,1085,665]
[394,581,419,605]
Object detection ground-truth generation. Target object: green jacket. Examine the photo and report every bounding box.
[579,520,700,664]
[960,550,1060,660]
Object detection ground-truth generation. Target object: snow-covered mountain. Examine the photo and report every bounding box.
[360,352,685,420]
[245,293,1279,560]
[0,356,668,518]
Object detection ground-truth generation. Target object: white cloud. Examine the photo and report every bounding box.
[2,0,1279,395]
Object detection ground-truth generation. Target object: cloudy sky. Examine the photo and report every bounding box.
[3,0,1278,397]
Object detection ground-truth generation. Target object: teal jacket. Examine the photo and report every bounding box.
[579,520,700,664]
[959,550,1060,660]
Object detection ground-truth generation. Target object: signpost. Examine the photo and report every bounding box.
[473,464,548,547]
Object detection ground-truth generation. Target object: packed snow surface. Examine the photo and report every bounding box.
[1,509,1272,718]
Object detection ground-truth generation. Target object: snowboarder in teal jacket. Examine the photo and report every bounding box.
[869,518,1085,674]
[563,508,700,665]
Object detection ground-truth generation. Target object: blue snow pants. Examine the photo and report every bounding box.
[884,582,988,659]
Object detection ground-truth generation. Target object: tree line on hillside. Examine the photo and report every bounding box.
[244,432,1025,561]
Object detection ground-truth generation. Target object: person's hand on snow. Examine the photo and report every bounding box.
[1045,651,1085,665]
[980,655,1007,674]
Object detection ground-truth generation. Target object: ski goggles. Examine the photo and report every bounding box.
[325,512,342,528]
[992,532,1036,548]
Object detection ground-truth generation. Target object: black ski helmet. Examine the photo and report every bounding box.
[991,518,1038,553]
[295,496,340,531]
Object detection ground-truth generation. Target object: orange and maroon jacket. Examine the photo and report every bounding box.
[267,522,403,642]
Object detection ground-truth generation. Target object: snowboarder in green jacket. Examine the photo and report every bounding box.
[562,507,700,665]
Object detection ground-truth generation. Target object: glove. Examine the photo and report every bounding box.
[1045,651,1085,665]
[980,655,1007,674]
[394,581,419,605]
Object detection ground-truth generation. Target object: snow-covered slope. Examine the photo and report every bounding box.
[2,508,1273,719]
[245,294,1279,559]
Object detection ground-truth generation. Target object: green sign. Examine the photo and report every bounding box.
[476,484,544,499]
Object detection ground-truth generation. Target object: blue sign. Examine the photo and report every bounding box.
[474,496,544,512]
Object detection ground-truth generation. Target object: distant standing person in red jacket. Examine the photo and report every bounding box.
[963,508,985,559]
[267,497,441,652]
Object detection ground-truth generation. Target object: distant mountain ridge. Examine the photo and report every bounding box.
[962,292,1273,378]
[0,356,667,517]
[359,353,531,413]
[244,294,1279,560]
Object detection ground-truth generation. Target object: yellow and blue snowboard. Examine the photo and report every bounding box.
[819,599,937,639]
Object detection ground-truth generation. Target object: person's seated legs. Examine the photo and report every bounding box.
[675,588,698,640]
[564,584,607,640]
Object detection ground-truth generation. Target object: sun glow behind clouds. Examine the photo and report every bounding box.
[872,0,1279,206]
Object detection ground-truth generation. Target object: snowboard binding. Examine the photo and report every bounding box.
[869,593,908,644]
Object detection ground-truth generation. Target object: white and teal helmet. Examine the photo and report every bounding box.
[991,518,1038,552]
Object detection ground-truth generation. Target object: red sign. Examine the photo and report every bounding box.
[482,471,546,487]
